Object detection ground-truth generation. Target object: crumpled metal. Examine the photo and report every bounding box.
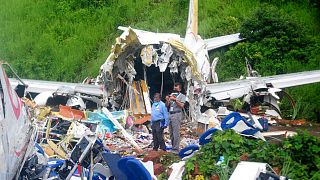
[140,45,155,67]
[168,39,201,80]
[158,43,173,72]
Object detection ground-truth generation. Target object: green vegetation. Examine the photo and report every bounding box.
[0,0,319,119]
[216,3,320,120]
[0,0,190,81]
[158,153,181,180]
[184,130,320,179]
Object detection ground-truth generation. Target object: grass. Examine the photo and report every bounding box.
[1,0,318,81]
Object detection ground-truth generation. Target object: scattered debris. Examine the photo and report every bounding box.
[2,0,320,179]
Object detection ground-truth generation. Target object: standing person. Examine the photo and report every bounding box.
[166,82,186,153]
[151,93,169,151]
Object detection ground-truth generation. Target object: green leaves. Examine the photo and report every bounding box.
[184,130,320,179]
[185,160,195,172]
[216,3,320,120]
[282,131,320,178]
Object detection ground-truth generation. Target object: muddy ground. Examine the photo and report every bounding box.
[268,122,320,138]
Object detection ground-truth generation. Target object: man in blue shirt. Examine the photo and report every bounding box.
[151,93,169,151]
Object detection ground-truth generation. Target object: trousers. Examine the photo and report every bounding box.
[169,112,182,151]
[151,120,166,150]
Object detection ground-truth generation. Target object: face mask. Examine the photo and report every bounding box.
[171,92,179,97]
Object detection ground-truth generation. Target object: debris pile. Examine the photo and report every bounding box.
[18,91,162,179]
[15,84,320,180]
[18,86,320,179]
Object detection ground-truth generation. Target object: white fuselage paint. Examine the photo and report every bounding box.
[0,65,32,180]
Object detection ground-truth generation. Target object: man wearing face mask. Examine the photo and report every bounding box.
[166,82,186,153]
[151,93,169,151]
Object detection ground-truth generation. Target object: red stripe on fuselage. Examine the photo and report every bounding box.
[2,69,22,120]
[14,143,28,157]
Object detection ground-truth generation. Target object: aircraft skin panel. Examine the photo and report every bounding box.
[117,26,181,45]
[265,70,320,89]
[0,65,32,180]
[186,0,198,36]
[9,78,103,97]
[118,27,243,53]
[206,70,320,100]
[204,33,244,51]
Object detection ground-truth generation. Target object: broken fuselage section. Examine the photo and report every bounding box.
[0,63,35,180]
[100,27,209,121]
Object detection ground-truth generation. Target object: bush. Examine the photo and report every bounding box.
[217,5,320,120]
[184,130,320,179]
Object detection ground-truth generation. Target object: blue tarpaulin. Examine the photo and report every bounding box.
[87,110,126,133]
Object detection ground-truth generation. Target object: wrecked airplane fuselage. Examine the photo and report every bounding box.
[0,63,35,180]
[100,27,209,121]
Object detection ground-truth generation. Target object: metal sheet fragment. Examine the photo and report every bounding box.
[158,43,173,72]
[140,45,155,67]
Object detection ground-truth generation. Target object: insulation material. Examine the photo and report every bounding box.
[68,122,90,139]
[130,81,144,115]
[168,60,179,73]
[158,43,173,72]
[140,80,152,114]
[140,45,155,67]
[168,39,201,80]
[130,80,151,116]
[47,140,67,159]
[102,28,140,73]
[211,57,219,83]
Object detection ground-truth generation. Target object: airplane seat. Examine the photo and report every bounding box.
[178,144,200,159]
[199,128,220,145]
[221,112,260,136]
[126,159,152,180]
[117,156,136,179]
